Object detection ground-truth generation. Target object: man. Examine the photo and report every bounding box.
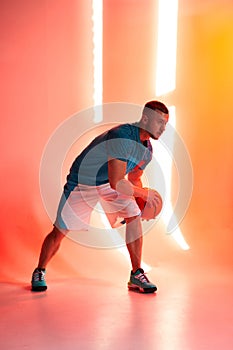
[31,100,169,293]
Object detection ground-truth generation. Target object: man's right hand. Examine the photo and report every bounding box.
[140,188,161,208]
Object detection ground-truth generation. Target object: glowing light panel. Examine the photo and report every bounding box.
[155,0,178,96]
[155,0,189,250]
[92,0,103,123]
[153,107,189,250]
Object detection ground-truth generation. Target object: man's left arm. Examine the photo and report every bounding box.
[128,165,163,217]
[127,165,143,191]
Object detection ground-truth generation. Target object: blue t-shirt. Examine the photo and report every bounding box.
[64,123,153,193]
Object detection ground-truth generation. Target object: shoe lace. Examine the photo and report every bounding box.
[136,272,150,283]
[33,270,45,282]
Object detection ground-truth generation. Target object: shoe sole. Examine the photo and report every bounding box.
[31,286,47,292]
[128,283,157,294]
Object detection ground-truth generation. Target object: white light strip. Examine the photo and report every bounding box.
[152,107,176,195]
[155,0,189,250]
[162,197,190,250]
[162,106,176,196]
[153,107,190,250]
[155,0,178,96]
[92,0,103,123]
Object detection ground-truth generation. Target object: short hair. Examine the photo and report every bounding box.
[142,100,169,117]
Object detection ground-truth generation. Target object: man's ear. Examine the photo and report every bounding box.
[141,114,149,125]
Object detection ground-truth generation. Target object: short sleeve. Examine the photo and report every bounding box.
[106,126,133,162]
[106,124,153,173]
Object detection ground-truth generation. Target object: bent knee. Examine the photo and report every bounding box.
[52,226,66,242]
[124,215,140,224]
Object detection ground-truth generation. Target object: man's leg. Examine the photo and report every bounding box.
[125,215,157,293]
[31,226,66,291]
[125,215,143,272]
[37,226,66,269]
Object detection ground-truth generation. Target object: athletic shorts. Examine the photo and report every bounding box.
[54,183,141,232]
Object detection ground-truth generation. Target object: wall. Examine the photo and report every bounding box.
[0,0,232,283]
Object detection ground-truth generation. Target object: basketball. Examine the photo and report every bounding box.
[136,190,163,221]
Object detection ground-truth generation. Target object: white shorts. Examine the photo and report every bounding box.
[54,183,141,232]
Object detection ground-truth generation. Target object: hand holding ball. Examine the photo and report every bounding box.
[136,189,163,221]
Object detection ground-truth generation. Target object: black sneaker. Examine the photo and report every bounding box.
[31,268,47,292]
[128,268,157,293]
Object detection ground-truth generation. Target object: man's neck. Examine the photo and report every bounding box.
[139,127,150,142]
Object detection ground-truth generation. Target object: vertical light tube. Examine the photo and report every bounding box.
[155,0,189,250]
[155,0,178,96]
[92,0,103,123]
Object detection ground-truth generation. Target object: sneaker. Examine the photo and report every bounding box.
[31,268,47,292]
[128,268,157,293]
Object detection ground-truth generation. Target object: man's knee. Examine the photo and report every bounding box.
[124,215,140,224]
[51,226,66,243]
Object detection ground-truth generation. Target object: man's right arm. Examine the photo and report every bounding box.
[108,158,159,206]
[108,158,134,195]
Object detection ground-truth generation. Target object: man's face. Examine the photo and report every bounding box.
[146,110,169,140]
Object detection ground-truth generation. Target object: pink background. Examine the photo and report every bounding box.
[1,0,233,283]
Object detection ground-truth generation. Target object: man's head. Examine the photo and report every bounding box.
[139,100,169,140]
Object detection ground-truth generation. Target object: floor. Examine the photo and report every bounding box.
[1,264,233,350]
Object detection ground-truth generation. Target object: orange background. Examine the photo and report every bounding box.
[1,0,233,283]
